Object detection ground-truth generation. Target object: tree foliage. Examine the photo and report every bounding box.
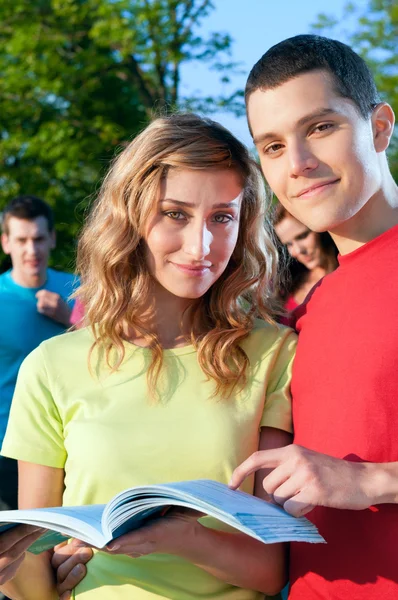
[313,0,398,179]
[0,0,242,270]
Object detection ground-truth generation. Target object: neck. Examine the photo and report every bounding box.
[307,266,327,283]
[330,169,398,255]
[129,283,196,349]
[11,268,47,288]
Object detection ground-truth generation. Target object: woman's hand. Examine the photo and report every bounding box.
[0,525,45,586]
[50,510,199,598]
[51,539,94,600]
[104,508,202,558]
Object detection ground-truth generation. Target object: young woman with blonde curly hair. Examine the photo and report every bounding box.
[0,114,296,600]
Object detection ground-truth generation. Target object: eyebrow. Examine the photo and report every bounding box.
[159,199,239,209]
[253,108,340,146]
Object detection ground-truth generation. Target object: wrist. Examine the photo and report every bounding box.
[363,462,398,505]
[158,517,207,559]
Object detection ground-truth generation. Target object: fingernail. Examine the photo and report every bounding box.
[106,543,119,551]
[72,564,83,575]
[72,539,89,547]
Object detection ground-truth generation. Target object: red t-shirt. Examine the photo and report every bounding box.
[289,224,398,600]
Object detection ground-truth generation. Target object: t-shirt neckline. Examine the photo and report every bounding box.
[338,223,398,267]
[123,339,196,356]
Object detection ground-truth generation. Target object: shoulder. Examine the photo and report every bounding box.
[46,269,80,300]
[39,326,92,356]
[294,269,340,330]
[47,268,80,288]
[241,318,297,363]
[0,270,12,292]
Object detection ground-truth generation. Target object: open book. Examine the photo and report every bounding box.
[0,479,325,553]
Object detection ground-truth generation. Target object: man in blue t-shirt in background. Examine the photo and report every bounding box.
[0,195,79,511]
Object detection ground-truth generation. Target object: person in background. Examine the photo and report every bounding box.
[69,297,85,328]
[273,202,337,314]
[0,195,79,513]
[0,114,295,600]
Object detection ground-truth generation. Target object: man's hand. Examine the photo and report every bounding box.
[229,444,378,517]
[51,539,93,600]
[36,290,71,326]
[0,525,44,585]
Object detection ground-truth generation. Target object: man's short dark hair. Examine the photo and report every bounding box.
[1,195,54,234]
[245,34,380,118]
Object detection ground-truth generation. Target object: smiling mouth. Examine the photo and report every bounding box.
[297,179,340,198]
[171,263,211,276]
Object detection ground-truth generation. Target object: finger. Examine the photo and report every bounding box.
[59,593,71,600]
[56,548,93,583]
[229,447,288,489]
[106,525,157,553]
[57,562,88,594]
[51,539,88,569]
[0,529,45,566]
[50,540,68,565]
[282,491,314,517]
[0,526,44,555]
[261,464,296,502]
[165,507,204,520]
[0,553,25,585]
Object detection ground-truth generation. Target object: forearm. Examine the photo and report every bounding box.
[170,523,287,595]
[0,551,57,600]
[365,461,398,505]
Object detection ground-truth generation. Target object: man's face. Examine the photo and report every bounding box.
[247,70,381,233]
[1,216,55,286]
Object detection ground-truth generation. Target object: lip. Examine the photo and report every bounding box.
[296,179,340,198]
[24,260,41,267]
[171,263,211,276]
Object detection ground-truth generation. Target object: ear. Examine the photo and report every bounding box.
[1,233,10,255]
[50,230,56,250]
[371,103,395,153]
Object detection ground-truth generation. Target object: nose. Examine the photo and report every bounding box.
[25,240,38,256]
[288,140,318,178]
[289,241,306,259]
[183,220,212,260]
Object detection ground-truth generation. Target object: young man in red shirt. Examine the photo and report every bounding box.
[231,34,398,599]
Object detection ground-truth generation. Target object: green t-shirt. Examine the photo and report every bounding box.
[2,320,296,600]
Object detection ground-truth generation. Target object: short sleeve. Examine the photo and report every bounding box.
[1,345,66,468]
[260,330,296,433]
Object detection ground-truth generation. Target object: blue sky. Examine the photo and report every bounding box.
[180,0,369,148]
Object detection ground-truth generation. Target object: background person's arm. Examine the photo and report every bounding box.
[230,444,398,517]
[0,461,64,600]
[36,290,72,326]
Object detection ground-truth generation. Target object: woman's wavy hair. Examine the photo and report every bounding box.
[77,113,281,397]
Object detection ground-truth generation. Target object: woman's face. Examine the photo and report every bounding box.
[144,168,243,300]
[274,214,323,270]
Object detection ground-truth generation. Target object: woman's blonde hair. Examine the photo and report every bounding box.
[77,113,281,397]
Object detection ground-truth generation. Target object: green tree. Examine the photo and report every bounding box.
[0,0,242,270]
[313,0,398,179]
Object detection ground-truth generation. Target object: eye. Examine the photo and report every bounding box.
[163,211,185,221]
[296,231,310,240]
[213,214,233,224]
[311,123,334,134]
[263,143,284,156]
